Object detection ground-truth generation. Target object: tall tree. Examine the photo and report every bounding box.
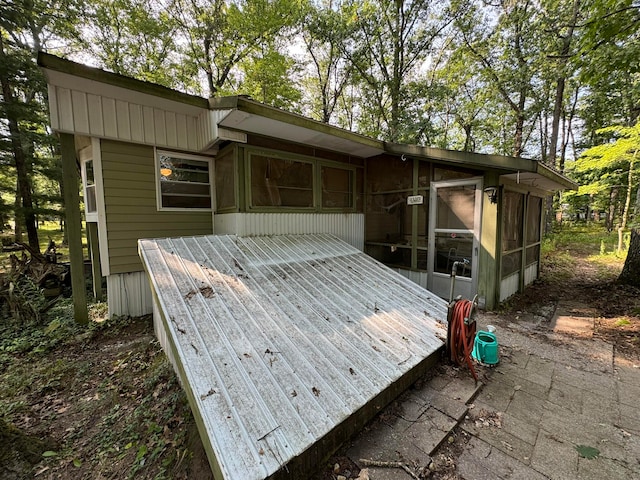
[457,0,544,157]
[169,0,306,97]
[572,123,639,251]
[300,1,353,123]
[83,0,198,92]
[0,0,80,250]
[341,0,459,142]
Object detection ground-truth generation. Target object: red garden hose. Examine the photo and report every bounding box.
[449,298,478,382]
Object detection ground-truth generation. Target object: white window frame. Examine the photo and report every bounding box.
[155,149,214,212]
[79,145,98,222]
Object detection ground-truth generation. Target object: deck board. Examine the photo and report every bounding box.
[139,234,448,480]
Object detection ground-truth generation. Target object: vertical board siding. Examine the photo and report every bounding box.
[107,271,154,317]
[101,139,213,276]
[214,213,365,250]
[71,90,89,134]
[88,94,104,135]
[49,85,207,151]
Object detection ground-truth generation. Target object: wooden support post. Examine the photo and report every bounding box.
[478,172,501,310]
[59,133,88,324]
[87,222,103,301]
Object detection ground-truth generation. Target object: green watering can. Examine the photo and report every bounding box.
[472,331,499,365]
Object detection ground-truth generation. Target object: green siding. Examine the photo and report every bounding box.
[101,140,213,274]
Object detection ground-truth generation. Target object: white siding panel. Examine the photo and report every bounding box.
[186,116,198,150]
[71,90,90,134]
[176,113,188,149]
[143,106,155,144]
[87,94,104,136]
[524,262,538,286]
[47,85,60,130]
[116,100,131,140]
[107,271,154,317]
[129,104,144,142]
[102,97,118,138]
[214,213,365,250]
[166,112,178,147]
[500,273,520,302]
[154,108,166,145]
[57,87,74,132]
[48,86,207,152]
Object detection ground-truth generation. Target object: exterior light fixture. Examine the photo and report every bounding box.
[484,186,498,204]
[160,167,172,177]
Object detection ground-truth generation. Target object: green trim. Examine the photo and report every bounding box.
[38,52,209,109]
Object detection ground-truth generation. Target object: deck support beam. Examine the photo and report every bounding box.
[60,133,88,324]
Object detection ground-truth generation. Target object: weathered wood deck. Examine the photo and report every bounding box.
[138,234,447,480]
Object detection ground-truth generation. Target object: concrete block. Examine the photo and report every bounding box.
[581,392,620,424]
[506,390,546,425]
[617,379,640,408]
[531,430,579,480]
[547,383,584,413]
[463,436,548,480]
[501,411,540,446]
[346,422,430,468]
[411,385,467,422]
[404,406,457,456]
[461,417,535,464]
[366,466,415,480]
[553,366,615,398]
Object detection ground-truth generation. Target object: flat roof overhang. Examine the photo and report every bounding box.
[387,143,577,192]
[212,97,386,158]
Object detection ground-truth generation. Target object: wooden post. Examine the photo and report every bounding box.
[59,133,88,324]
[478,172,501,310]
[87,222,103,301]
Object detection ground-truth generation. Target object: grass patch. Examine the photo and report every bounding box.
[614,318,632,327]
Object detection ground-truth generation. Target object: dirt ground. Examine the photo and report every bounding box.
[1,250,638,480]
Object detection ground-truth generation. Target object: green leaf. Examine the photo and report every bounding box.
[575,444,600,459]
[136,444,148,461]
[42,450,58,457]
[73,458,82,467]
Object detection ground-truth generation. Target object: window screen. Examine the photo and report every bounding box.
[321,166,353,208]
[250,155,313,208]
[157,151,211,209]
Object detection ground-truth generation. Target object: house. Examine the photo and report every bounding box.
[38,52,575,319]
[38,53,576,479]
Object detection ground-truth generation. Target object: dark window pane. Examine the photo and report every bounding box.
[434,232,473,277]
[215,149,236,210]
[502,191,524,252]
[436,185,476,230]
[367,156,413,192]
[250,155,313,207]
[366,193,411,244]
[526,245,540,265]
[365,244,412,268]
[157,152,211,209]
[322,166,353,208]
[527,196,542,245]
[502,251,522,277]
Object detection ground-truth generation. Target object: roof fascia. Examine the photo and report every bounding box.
[37,52,209,110]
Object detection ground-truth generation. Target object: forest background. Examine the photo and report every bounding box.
[0,0,639,263]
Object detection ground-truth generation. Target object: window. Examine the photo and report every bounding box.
[247,148,357,211]
[83,160,97,214]
[215,148,236,211]
[322,166,353,208]
[250,154,313,208]
[156,150,212,210]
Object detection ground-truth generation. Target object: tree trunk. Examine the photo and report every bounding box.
[0,36,39,251]
[618,228,640,287]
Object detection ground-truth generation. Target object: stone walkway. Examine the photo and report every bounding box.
[341,302,640,479]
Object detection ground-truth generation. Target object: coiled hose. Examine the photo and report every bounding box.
[449,299,478,382]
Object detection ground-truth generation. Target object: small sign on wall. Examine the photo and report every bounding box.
[407,195,424,205]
